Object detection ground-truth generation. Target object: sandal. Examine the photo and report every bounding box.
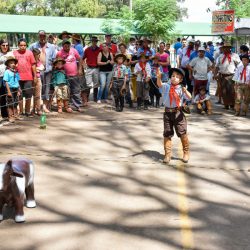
[66,107,73,113]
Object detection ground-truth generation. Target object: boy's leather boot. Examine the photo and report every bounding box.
[163,137,172,164]
[181,134,190,163]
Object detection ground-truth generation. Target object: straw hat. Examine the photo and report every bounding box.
[5,56,18,66]
[53,57,66,65]
[114,53,127,63]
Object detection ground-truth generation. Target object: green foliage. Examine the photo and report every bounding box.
[216,0,250,18]
[133,0,179,40]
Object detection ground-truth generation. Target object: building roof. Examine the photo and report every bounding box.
[0,14,214,36]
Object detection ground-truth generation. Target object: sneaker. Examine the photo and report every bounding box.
[97,100,101,104]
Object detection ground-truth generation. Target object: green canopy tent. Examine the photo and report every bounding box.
[0,14,213,36]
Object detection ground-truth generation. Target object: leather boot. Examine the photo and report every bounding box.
[206,100,212,115]
[163,137,172,164]
[63,100,73,113]
[144,100,148,110]
[57,100,63,113]
[234,103,241,116]
[180,134,190,163]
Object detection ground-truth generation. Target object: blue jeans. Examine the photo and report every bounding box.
[98,71,112,100]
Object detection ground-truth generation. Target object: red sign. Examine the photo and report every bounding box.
[212,10,235,34]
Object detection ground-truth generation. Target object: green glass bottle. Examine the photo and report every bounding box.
[40,111,47,129]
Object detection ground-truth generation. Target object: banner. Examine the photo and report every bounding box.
[212,10,235,34]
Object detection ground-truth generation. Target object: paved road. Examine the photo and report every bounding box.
[0,85,249,250]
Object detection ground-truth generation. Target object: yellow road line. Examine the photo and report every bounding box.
[177,143,194,250]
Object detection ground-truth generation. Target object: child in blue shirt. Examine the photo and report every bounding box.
[157,67,192,164]
[51,57,72,113]
[3,56,21,122]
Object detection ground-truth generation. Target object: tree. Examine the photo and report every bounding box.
[216,0,250,18]
[102,0,186,42]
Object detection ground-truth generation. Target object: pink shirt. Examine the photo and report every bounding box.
[13,50,36,81]
[57,48,80,76]
[157,52,169,73]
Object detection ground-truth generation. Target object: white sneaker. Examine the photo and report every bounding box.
[97,100,101,104]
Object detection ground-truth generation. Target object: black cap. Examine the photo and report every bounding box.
[241,54,250,61]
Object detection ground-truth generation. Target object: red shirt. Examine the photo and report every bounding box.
[13,50,36,81]
[100,43,117,56]
[83,46,100,67]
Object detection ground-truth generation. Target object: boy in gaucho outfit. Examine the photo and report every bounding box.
[232,54,250,116]
[110,54,127,112]
[156,68,192,164]
[215,42,241,110]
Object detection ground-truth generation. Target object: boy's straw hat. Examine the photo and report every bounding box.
[222,42,232,48]
[114,53,127,63]
[53,57,66,65]
[5,56,18,66]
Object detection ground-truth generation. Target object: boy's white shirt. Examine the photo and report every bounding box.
[232,63,250,84]
[193,93,210,103]
[134,62,151,81]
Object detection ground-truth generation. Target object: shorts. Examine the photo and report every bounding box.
[55,84,69,100]
[19,80,33,99]
[163,110,187,138]
[6,88,19,108]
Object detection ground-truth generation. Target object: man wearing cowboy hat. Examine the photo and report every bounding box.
[58,31,72,41]
[82,36,101,105]
[99,34,117,56]
[137,37,155,60]
[29,30,57,112]
[215,42,241,110]
[72,34,84,58]
[57,31,72,51]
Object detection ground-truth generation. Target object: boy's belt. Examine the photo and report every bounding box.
[165,107,181,113]
[220,73,234,77]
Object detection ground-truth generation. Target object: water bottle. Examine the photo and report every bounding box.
[40,111,47,129]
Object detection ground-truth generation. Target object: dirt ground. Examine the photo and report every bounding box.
[0,83,249,250]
